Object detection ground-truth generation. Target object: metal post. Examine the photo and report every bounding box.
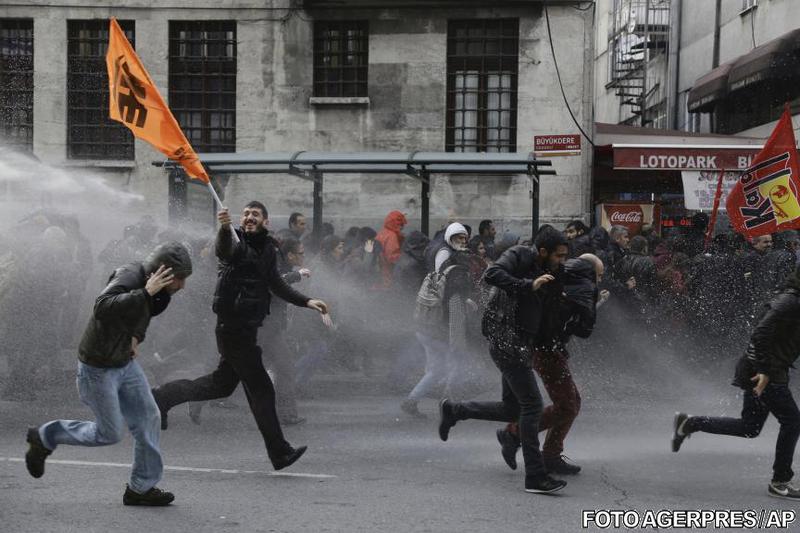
[531,175,540,234]
[312,170,323,236]
[168,166,187,224]
[420,170,430,236]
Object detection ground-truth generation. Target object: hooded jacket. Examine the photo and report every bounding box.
[375,210,408,287]
[559,258,598,342]
[394,230,430,294]
[78,242,192,368]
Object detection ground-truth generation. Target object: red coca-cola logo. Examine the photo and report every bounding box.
[603,204,647,236]
[610,211,643,223]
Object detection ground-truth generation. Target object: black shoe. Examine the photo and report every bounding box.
[152,390,168,430]
[438,399,457,442]
[525,475,567,494]
[544,454,581,475]
[401,399,428,419]
[768,480,800,500]
[280,415,306,426]
[671,412,691,453]
[187,402,203,425]
[123,485,175,506]
[25,427,52,479]
[496,429,519,471]
[271,445,307,471]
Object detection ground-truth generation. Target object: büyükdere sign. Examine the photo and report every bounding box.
[534,134,581,156]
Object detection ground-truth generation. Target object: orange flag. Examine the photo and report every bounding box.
[105,18,209,183]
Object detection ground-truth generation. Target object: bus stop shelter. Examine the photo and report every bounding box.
[156,151,555,235]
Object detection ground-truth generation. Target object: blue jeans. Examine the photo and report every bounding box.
[39,360,163,494]
[408,333,450,400]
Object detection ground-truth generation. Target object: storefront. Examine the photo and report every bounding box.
[592,122,765,234]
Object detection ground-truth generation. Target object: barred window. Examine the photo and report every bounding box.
[169,21,236,153]
[313,21,368,98]
[0,19,34,152]
[446,19,518,153]
[67,20,135,160]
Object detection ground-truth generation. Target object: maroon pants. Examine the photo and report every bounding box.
[508,348,581,457]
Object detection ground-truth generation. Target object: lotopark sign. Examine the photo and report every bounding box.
[611,144,776,171]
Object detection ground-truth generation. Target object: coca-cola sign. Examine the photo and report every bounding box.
[600,203,658,236]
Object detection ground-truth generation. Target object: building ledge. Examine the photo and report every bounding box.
[60,159,136,169]
[739,4,757,17]
[309,96,370,106]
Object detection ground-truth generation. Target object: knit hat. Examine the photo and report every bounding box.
[145,241,193,278]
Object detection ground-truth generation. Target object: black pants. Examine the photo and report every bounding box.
[153,322,291,459]
[687,383,800,482]
[451,344,546,480]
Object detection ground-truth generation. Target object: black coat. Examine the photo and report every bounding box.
[213,227,309,328]
[484,245,563,343]
[560,258,598,341]
[734,288,800,387]
[78,263,171,368]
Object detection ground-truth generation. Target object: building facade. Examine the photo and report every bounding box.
[0,0,595,237]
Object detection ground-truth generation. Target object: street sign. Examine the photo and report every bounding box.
[534,134,581,156]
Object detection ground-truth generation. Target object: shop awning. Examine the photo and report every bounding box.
[687,62,733,113]
[728,27,800,92]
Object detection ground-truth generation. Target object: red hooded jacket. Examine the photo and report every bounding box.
[375,210,407,288]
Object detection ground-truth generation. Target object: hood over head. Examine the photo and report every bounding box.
[444,222,468,248]
[402,230,430,259]
[383,210,408,233]
[145,241,193,278]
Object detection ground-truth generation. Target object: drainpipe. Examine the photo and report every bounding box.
[712,0,721,68]
[667,0,682,129]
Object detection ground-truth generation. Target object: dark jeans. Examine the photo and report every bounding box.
[532,348,581,458]
[452,344,546,480]
[687,383,800,483]
[152,322,292,459]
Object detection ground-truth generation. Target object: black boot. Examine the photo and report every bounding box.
[496,429,520,470]
[25,427,52,479]
[543,455,581,475]
[123,485,175,506]
[152,389,169,430]
[271,445,308,471]
[438,399,458,442]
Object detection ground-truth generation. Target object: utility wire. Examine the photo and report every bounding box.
[543,2,596,147]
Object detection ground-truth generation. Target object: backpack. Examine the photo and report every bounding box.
[413,264,459,326]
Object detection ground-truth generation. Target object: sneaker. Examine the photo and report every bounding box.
[525,475,567,494]
[768,481,800,500]
[401,399,428,419]
[25,427,52,479]
[496,429,519,471]
[671,412,691,453]
[123,485,175,506]
[438,399,458,442]
[544,454,581,475]
[271,445,308,471]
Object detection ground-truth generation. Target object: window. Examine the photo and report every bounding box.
[446,19,518,153]
[67,20,135,160]
[169,21,236,153]
[742,0,757,12]
[313,21,368,98]
[0,19,33,151]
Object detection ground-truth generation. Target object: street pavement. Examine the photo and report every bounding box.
[1,347,799,533]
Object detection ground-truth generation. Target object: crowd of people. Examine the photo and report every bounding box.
[9,203,800,502]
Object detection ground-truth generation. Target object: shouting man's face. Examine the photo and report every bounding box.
[241,207,266,234]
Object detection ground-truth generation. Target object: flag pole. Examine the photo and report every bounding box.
[704,168,726,252]
[206,179,240,244]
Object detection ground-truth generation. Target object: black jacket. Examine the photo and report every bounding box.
[213,227,309,328]
[734,288,800,387]
[560,258,598,341]
[78,263,171,368]
[484,245,563,343]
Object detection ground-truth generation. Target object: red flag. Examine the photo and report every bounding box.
[726,108,800,238]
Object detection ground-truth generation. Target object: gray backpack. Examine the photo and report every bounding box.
[413,265,458,325]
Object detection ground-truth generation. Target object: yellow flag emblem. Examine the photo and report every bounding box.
[759,173,800,225]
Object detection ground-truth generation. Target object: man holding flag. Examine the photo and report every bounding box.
[672,108,800,500]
